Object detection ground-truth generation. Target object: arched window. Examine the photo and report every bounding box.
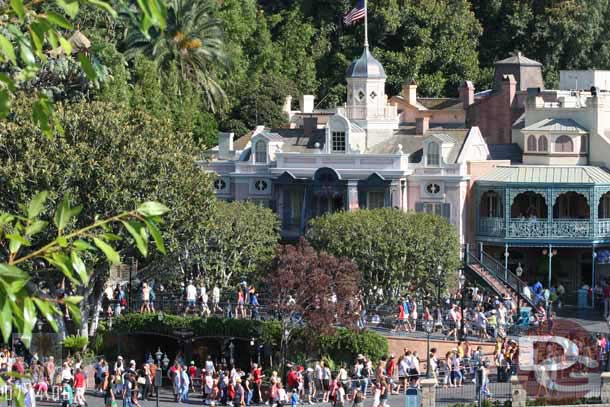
[538,135,548,152]
[527,135,537,152]
[427,142,440,166]
[511,191,548,219]
[254,141,267,163]
[599,192,610,218]
[553,192,589,219]
[555,135,574,153]
[480,191,503,218]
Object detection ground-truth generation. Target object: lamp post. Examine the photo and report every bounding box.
[423,319,434,378]
[155,347,163,404]
[515,263,524,320]
[458,271,466,340]
[436,265,443,306]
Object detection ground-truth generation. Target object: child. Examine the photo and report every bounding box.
[290,388,299,407]
[334,384,345,407]
[352,389,363,407]
[276,383,287,407]
[61,380,74,407]
[371,383,381,407]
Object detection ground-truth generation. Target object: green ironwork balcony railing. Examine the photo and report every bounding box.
[478,217,605,240]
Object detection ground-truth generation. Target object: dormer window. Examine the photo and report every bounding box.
[254,141,267,163]
[538,135,548,152]
[527,135,537,152]
[555,135,573,153]
[332,131,346,152]
[427,142,440,166]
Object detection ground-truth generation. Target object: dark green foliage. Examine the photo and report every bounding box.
[307,209,461,302]
[316,328,388,365]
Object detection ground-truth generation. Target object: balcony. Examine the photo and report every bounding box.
[478,217,599,241]
[337,104,398,121]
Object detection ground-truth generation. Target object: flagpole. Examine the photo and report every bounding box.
[364,0,368,48]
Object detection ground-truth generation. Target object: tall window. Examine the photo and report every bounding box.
[367,191,385,209]
[538,135,548,152]
[527,135,537,152]
[254,141,267,163]
[580,135,587,153]
[332,131,346,152]
[555,135,574,153]
[427,142,440,166]
[415,202,450,221]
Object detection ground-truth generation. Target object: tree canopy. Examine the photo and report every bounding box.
[306,209,460,303]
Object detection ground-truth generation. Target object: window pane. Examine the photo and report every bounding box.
[555,135,573,153]
[255,142,267,163]
[289,190,303,225]
[527,135,537,152]
[332,132,346,152]
[368,191,385,209]
[427,142,440,166]
[580,136,587,153]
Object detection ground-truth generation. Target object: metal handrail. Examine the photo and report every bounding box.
[466,249,536,308]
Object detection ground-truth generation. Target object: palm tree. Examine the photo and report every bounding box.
[125,0,227,111]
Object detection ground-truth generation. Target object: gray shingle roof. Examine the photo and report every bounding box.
[477,166,610,185]
[522,118,588,133]
[495,52,542,67]
[488,144,523,163]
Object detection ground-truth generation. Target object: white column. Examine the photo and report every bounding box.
[390,179,401,208]
[347,180,359,211]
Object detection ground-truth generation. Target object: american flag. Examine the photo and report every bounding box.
[343,0,366,25]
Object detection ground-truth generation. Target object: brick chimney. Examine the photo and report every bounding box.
[415,116,429,135]
[459,81,475,109]
[402,79,418,106]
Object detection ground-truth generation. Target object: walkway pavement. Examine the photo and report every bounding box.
[30,385,510,407]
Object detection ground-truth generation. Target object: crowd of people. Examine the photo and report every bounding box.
[100,281,261,321]
[389,285,553,342]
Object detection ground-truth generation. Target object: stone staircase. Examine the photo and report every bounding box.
[467,262,514,299]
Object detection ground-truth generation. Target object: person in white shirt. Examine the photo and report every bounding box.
[212,286,222,313]
[185,282,197,314]
[200,285,210,317]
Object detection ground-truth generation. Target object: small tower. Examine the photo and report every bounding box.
[344,48,398,134]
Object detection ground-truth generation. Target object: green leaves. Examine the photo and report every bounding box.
[53,195,82,233]
[0,190,169,349]
[46,11,74,30]
[137,201,170,217]
[78,52,97,81]
[28,191,49,219]
[0,35,16,65]
[10,0,26,21]
[93,237,121,265]
[0,0,168,135]
[56,0,79,19]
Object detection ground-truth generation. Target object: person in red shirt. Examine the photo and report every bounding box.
[385,355,397,394]
[73,367,86,406]
[251,363,264,403]
[287,367,299,392]
[188,362,197,392]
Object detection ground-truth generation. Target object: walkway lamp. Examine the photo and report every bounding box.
[458,271,466,340]
[423,319,434,378]
[436,265,443,306]
[515,263,524,320]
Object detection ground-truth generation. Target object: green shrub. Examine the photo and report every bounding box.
[317,328,388,364]
[63,335,89,353]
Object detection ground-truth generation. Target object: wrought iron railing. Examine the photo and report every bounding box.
[478,217,599,240]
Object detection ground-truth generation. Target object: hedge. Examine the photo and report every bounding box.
[106,314,388,366]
